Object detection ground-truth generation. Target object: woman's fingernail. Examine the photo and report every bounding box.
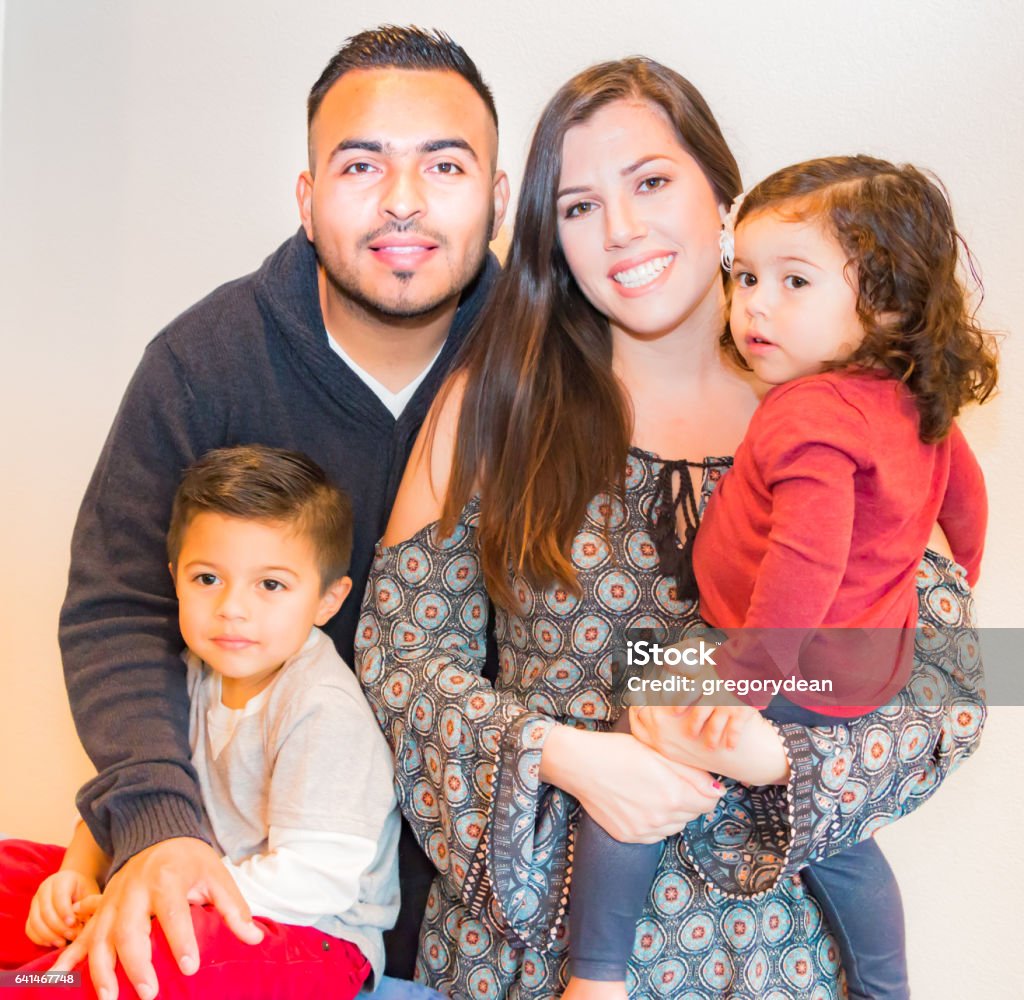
[135,984,156,1000]
[180,955,198,975]
[712,780,724,791]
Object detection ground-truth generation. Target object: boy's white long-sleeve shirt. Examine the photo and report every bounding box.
[186,628,401,984]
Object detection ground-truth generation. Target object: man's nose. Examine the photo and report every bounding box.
[379,166,426,222]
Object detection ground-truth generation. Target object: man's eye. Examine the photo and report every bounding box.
[430,161,463,175]
[735,272,756,287]
[784,275,808,289]
[260,579,286,592]
[195,573,219,586]
[343,162,376,174]
[564,201,596,219]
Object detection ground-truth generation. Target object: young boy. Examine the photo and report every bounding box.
[0,445,400,997]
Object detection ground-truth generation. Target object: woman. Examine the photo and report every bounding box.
[356,59,984,999]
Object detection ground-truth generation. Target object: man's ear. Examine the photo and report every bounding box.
[296,170,315,242]
[315,575,353,626]
[491,170,510,241]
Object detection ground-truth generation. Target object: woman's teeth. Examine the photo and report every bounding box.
[612,254,674,288]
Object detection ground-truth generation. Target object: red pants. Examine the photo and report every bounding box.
[0,839,371,999]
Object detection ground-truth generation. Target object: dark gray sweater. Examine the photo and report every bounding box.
[59,227,495,900]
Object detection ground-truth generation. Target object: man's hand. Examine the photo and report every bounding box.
[50,837,263,1000]
[26,870,101,947]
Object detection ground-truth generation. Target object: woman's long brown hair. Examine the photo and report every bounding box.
[438,59,741,611]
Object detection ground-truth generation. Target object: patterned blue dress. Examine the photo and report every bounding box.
[356,449,983,999]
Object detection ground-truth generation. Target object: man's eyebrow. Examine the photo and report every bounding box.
[326,137,479,165]
[418,138,479,162]
[326,138,389,164]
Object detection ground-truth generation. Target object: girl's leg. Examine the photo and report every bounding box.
[801,839,909,1000]
[0,839,66,968]
[568,712,663,983]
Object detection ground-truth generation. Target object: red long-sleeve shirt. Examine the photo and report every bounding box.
[693,371,986,713]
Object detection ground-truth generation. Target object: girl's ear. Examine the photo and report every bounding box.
[315,575,353,626]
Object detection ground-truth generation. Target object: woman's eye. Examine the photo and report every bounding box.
[784,275,808,289]
[735,272,756,288]
[260,579,286,592]
[564,200,596,219]
[638,176,668,193]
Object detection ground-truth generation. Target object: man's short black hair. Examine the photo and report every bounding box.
[307,24,497,130]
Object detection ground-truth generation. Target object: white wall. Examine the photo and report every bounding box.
[1,1,1020,995]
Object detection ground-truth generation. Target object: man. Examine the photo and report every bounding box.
[55,25,508,999]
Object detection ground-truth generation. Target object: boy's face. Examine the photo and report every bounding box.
[171,513,350,705]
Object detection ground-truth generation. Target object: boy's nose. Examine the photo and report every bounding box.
[216,586,248,620]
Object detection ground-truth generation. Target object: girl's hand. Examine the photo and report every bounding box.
[540,726,724,843]
[26,870,101,947]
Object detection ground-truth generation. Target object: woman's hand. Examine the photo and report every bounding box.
[539,725,724,843]
[26,870,101,947]
[630,704,791,786]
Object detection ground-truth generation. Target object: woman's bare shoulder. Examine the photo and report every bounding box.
[383,372,468,546]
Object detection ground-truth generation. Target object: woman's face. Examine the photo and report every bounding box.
[556,99,725,340]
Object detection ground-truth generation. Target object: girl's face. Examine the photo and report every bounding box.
[729,208,866,384]
[556,99,725,340]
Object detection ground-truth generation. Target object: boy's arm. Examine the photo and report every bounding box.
[220,828,381,924]
[26,823,110,947]
[61,821,111,884]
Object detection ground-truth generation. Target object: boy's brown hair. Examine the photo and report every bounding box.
[167,445,352,590]
[722,154,998,442]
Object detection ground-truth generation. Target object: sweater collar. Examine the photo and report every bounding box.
[253,229,498,427]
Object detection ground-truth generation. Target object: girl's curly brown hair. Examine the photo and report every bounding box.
[721,155,998,442]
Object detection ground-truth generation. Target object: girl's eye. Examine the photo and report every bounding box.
[564,200,596,219]
[195,573,219,586]
[784,275,808,289]
[638,176,668,193]
[735,272,756,288]
[260,579,286,592]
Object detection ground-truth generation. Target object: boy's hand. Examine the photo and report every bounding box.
[26,870,101,947]
[671,703,759,750]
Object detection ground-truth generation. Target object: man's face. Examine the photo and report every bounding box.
[298,68,507,322]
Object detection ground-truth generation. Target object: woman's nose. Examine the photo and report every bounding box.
[604,195,647,250]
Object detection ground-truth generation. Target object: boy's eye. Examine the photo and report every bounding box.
[564,200,596,219]
[735,272,756,287]
[784,275,808,289]
[195,573,219,586]
[260,579,286,592]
